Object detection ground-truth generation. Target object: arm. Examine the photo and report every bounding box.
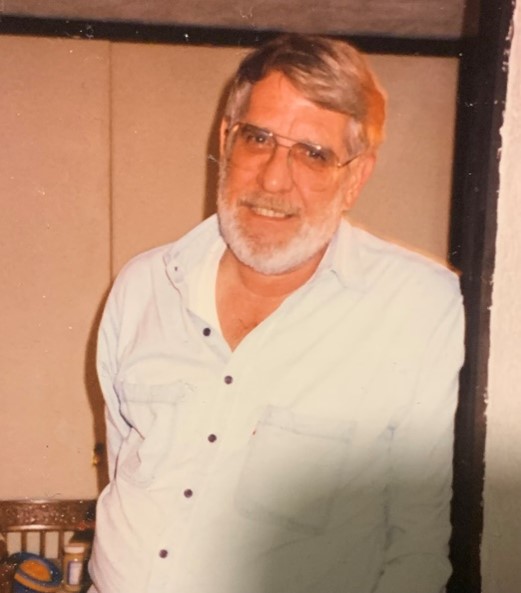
[96,285,131,480]
[374,289,465,593]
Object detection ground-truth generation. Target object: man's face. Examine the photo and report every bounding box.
[217,71,368,275]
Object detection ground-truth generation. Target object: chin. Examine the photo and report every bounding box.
[218,206,335,276]
[216,170,343,275]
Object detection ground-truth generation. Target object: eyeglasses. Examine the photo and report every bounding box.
[225,122,358,191]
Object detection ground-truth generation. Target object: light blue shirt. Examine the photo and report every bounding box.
[90,215,464,593]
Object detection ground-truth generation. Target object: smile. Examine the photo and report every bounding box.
[250,206,292,218]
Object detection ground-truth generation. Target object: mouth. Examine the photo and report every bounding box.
[249,205,292,219]
[241,198,299,220]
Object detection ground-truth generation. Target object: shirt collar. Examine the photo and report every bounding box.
[162,214,368,292]
[162,215,224,286]
[316,217,369,292]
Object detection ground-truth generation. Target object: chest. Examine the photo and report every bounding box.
[216,282,287,351]
[115,284,419,441]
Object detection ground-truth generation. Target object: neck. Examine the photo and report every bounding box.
[218,246,327,299]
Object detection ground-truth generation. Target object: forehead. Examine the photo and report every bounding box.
[244,71,350,146]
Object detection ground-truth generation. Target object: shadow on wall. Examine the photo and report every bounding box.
[84,287,111,493]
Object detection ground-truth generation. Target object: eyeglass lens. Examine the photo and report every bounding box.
[227,123,342,190]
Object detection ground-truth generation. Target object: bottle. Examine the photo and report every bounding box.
[62,544,86,592]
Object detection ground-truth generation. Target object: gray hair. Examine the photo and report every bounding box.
[223,34,386,155]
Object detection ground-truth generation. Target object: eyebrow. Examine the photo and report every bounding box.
[246,122,331,151]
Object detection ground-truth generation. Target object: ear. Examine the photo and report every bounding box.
[219,118,230,157]
[341,153,376,211]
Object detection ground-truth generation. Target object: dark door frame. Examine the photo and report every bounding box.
[448,0,515,591]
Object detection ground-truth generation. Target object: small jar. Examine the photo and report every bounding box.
[62,544,86,592]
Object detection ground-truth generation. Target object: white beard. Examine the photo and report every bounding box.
[217,166,344,276]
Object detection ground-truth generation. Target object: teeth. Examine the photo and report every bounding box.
[251,206,288,218]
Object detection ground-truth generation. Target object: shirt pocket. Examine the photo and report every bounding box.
[114,380,192,487]
[235,406,355,535]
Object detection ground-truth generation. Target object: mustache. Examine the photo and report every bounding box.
[238,193,301,217]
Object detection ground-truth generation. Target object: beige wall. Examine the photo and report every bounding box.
[110,43,249,271]
[0,35,457,499]
[482,1,521,590]
[350,54,457,262]
[0,37,111,498]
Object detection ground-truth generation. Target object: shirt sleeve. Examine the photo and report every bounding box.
[96,284,131,480]
[374,287,465,593]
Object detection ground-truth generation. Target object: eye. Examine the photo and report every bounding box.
[296,143,335,169]
[240,124,272,147]
[305,146,328,162]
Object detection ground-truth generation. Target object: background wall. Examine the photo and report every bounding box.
[0,37,111,498]
[0,35,458,498]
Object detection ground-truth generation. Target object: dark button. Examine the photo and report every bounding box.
[207,434,217,443]
[159,549,168,559]
[224,375,233,384]
[183,488,193,498]
[203,327,211,337]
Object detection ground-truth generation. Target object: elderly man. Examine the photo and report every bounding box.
[89,34,464,593]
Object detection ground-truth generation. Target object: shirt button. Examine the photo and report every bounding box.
[159,549,168,558]
[224,375,233,384]
[203,327,211,336]
[208,434,217,443]
[184,488,193,498]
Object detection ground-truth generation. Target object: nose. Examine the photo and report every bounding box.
[256,145,294,193]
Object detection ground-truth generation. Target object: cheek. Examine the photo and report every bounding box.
[224,162,258,191]
[304,187,344,215]
[218,166,242,207]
